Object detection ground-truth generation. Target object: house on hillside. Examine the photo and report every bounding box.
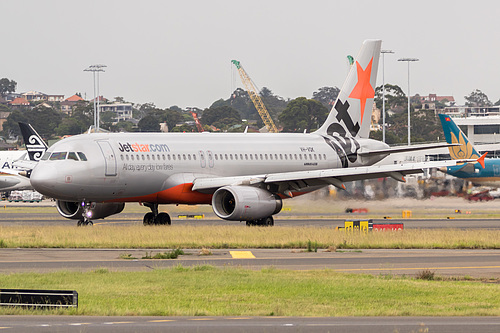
[61,94,85,115]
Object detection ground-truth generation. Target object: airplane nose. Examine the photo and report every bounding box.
[30,164,59,197]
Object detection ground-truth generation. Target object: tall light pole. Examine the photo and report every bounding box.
[84,64,107,132]
[398,58,419,145]
[381,50,394,143]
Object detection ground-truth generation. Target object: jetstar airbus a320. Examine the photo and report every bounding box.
[29,40,475,226]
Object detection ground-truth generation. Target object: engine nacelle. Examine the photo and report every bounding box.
[56,200,125,220]
[212,186,282,221]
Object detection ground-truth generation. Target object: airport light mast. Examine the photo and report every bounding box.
[231,60,278,133]
[398,58,419,145]
[381,49,394,143]
[84,64,107,132]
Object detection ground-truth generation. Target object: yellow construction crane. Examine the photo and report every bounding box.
[231,60,278,133]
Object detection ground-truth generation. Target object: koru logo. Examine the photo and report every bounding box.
[324,99,360,168]
[26,134,46,161]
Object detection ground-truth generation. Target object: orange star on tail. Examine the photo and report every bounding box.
[349,57,374,125]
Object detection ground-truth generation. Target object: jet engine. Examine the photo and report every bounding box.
[56,200,125,220]
[212,186,282,221]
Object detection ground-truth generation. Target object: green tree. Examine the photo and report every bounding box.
[278,97,328,133]
[2,106,62,140]
[0,78,17,97]
[465,89,492,107]
[202,105,241,130]
[312,86,340,109]
[138,115,160,132]
[374,84,407,113]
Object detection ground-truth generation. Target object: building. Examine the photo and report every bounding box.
[443,105,500,144]
[21,91,64,102]
[99,102,133,122]
[60,94,85,115]
[418,94,455,110]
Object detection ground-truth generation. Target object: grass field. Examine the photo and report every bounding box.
[0,266,499,316]
[1,225,500,249]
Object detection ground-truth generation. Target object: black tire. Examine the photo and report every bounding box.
[156,212,171,225]
[264,216,274,226]
[143,212,155,225]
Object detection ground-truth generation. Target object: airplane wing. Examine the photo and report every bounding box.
[192,158,476,192]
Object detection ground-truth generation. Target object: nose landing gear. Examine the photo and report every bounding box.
[78,202,94,226]
[143,202,171,225]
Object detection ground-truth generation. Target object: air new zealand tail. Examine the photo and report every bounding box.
[19,122,48,161]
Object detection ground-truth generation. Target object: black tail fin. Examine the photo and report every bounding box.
[18,123,48,161]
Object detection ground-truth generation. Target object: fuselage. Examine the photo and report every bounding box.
[30,131,389,203]
[446,159,500,187]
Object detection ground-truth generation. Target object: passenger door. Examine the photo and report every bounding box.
[97,141,117,176]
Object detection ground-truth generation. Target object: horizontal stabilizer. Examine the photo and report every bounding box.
[358,142,460,158]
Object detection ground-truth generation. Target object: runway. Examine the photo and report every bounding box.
[1,248,500,278]
[2,316,500,333]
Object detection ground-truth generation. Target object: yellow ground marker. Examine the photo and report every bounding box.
[230,251,256,259]
[149,320,175,323]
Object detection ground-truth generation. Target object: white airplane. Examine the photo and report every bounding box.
[0,123,48,191]
[30,40,475,226]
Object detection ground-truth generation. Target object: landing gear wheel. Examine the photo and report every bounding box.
[156,212,171,225]
[143,212,155,225]
[245,216,274,227]
[77,219,93,226]
[264,216,274,226]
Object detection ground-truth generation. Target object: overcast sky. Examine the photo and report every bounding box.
[3,0,500,109]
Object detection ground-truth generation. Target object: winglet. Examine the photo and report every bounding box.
[477,152,487,169]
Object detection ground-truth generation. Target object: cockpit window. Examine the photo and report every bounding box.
[67,152,79,161]
[77,152,87,161]
[49,152,67,160]
[41,152,51,161]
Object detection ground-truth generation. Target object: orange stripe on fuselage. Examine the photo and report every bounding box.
[106,183,312,205]
[106,183,213,205]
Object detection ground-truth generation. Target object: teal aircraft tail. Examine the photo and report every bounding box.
[438,114,480,160]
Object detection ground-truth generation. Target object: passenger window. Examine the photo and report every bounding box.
[245,154,248,160]
[215,154,219,160]
[142,155,145,160]
[235,154,238,160]
[294,154,297,160]
[77,152,87,161]
[314,154,317,159]
[152,155,155,160]
[147,155,150,160]
[177,154,181,160]
[323,154,327,160]
[131,155,135,161]
[183,154,186,160]
[264,154,268,160]
[120,155,124,161]
[250,154,253,160]
[173,155,176,160]
[269,154,273,160]
[67,152,79,161]
[188,154,191,160]
[193,155,196,160]
[126,155,129,161]
[229,154,233,160]
[279,154,283,160]
[299,154,302,160]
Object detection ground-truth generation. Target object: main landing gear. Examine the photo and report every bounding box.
[143,202,171,225]
[245,216,274,227]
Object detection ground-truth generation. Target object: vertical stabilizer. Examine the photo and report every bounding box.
[19,122,48,161]
[315,39,381,139]
[438,114,480,159]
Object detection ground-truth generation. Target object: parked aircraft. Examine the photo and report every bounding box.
[29,40,475,226]
[438,114,493,185]
[0,123,48,191]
